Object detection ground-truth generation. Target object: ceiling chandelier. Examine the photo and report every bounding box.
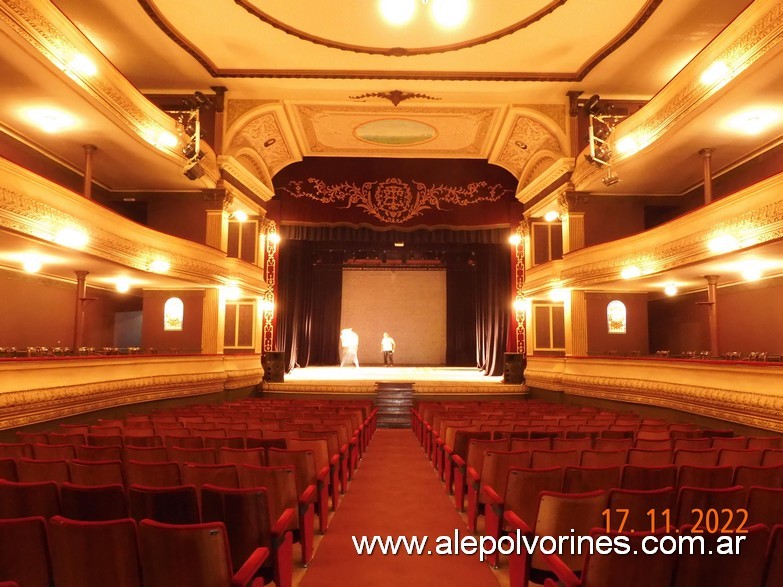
[379,0,470,28]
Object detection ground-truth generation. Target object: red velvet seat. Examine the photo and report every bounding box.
[16,458,70,484]
[626,449,672,467]
[746,486,783,526]
[0,458,17,482]
[677,465,734,488]
[673,448,719,466]
[530,449,580,469]
[125,460,182,487]
[239,464,315,566]
[31,443,76,461]
[128,484,200,525]
[466,449,530,533]
[267,448,327,533]
[563,466,622,493]
[675,485,746,527]
[0,443,32,459]
[606,487,676,533]
[765,524,783,587]
[0,480,60,519]
[734,464,783,489]
[60,482,128,521]
[621,464,678,490]
[219,447,266,467]
[168,446,217,465]
[718,448,764,467]
[137,519,268,587]
[69,459,125,486]
[580,449,627,467]
[0,516,51,587]
[48,516,141,587]
[75,444,123,462]
[202,485,295,587]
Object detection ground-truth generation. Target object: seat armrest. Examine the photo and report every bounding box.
[272,507,296,536]
[481,484,503,505]
[539,549,582,587]
[299,484,317,505]
[452,454,466,468]
[504,510,534,536]
[231,547,269,587]
[317,466,329,482]
[330,454,340,466]
[466,466,480,483]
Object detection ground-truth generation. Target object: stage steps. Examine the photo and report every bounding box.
[374,382,414,428]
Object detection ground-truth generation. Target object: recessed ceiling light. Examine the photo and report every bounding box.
[664,283,678,297]
[224,285,242,301]
[115,278,131,293]
[21,254,43,273]
[740,261,763,282]
[549,288,567,302]
[22,107,77,133]
[724,109,781,135]
[379,0,416,25]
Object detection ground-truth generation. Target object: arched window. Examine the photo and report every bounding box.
[164,297,184,331]
[607,300,626,334]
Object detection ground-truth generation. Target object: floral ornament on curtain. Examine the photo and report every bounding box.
[281,177,510,224]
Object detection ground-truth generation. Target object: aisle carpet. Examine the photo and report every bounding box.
[300,429,499,587]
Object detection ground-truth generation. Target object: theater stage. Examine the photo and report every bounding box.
[263,365,527,396]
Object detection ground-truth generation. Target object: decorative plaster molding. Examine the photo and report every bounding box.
[0,0,183,163]
[227,111,297,176]
[227,99,280,130]
[0,158,268,294]
[516,158,574,204]
[218,155,275,202]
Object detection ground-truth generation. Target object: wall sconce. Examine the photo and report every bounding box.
[223,285,242,301]
[261,299,275,313]
[231,210,248,222]
[543,210,560,222]
[268,233,281,245]
[549,288,567,302]
[54,227,89,249]
[512,297,526,313]
[620,265,641,279]
[508,233,522,246]
[664,283,678,296]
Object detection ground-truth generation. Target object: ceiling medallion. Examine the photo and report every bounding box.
[349,90,442,107]
[353,119,438,146]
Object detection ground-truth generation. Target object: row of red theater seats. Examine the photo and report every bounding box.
[492,486,783,587]
[0,510,284,587]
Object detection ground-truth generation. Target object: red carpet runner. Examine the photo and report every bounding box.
[300,429,499,586]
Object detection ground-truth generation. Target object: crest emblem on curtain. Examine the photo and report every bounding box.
[281,177,509,224]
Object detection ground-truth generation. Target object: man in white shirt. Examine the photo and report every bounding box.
[381,332,396,367]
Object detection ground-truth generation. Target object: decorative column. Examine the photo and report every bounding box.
[72,270,89,349]
[201,288,224,355]
[260,219,280,353]
[558,189,586,254]
[565,289,588,357]
[700,148,715,205]
[705,275,720,357]
[82,145,97,200]
[204,185,232,252]
[512,222,527,354]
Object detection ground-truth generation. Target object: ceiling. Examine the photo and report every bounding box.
[1,0,782,295]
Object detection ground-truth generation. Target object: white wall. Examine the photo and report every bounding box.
[341,270,446,365]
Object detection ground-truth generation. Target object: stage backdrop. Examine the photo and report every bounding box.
[340,269,446,365]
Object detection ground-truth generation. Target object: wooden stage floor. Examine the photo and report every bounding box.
[265,365,526,396]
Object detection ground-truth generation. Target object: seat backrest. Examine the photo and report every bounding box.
[580,529,678,587]
[137,519,234,587]
[553,437,593,453]
[69,459,125,486]
[127,484,200,525]
[478,450,531,504]
[626,449,672,467]
[673,523,768,587]
[285,438,330,473]
[267,448,317,496]
[673,438,711,451]
[710,436,748,450]
[46,433,86,447]
[0,458,17,482]
[673,448,719,466]
[48,515,141,587]
[219,448,265,467]
[530,449,580,469]
[748,437,782,450]
[675,485,746,527]
[594,437,634,451]
[580,449,627,468]
[677,465,734,489]
[510,437,552,452]
[168,447,216,465]
[451,430,494,461]
[201,485,274,572]
[0,516,51,587]
[504,467,564,527]
[75,444,123,462]
[563,466,622,493]
[533,490,608,572]
[606,487,676,533]
[125,461,182,487]
[246,437,287,451]
[764,524,783,587]
[60,482,128,521]
[0,443,32,459]
[746,486,783,527]
[733,464,783,489]
[621,465,678,491]
[717,448,764,467]
[181,464,239,491]
[465,438,510,473]
[16,458,70,484]
[238,464,299,530]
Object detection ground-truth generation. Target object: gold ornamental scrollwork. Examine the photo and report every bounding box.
[281,177,510,224]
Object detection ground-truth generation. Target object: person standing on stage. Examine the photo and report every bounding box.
[340,328,360,368]
[381,332,396,367]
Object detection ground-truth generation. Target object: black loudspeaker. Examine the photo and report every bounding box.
[503,352,526,384]
[262,351,285,383]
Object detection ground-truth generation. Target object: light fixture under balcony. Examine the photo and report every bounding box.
[620,265,641,280]
[148,259,170,273]
[54,227,89,249]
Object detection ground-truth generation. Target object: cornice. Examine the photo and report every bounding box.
[0,0,184,162]
[516,158,574,205]
[0,157,268,294]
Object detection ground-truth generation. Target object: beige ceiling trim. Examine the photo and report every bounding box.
[489,108,568,179]
[517,158,575,206]
[225,104,302,178]
[233,0,569,57]
[0,157,268,294]
[218,155,275,203]
[136,0,663,82]
[0,0,184,163]
[573,0,783,191]
[290,103,500,158]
